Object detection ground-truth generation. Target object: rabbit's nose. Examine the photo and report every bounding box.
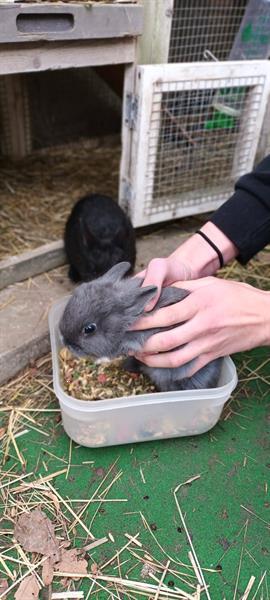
[66,342,85,358]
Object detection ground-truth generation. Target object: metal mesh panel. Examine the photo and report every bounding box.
[169,0,248,63]
[144,76,264,217]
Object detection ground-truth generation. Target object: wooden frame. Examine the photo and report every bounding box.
[120,60,270,227]
[0,4,143,44]
[0,39,137,75]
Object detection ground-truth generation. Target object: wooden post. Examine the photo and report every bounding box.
[138,0,174,65]
[0,74,32,159]
[119,60,137,217]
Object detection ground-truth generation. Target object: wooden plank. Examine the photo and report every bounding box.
[0,74,32,159]
[129,64,155,226]
[134,68,162,226]
[0,266,73,384]
[0,38,136,75]
[0,333,51,386]
[0,4,143,44]
[130,192,232,227]
[138,0,173,65]
[0,240,66,291]
[137,59,270,86]
[119,62,137,216]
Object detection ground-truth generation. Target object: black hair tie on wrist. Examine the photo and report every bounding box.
[195,230,224,269]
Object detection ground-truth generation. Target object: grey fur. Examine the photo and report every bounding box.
[59,261,222,391]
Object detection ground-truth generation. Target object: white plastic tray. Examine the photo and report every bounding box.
[49,297,238,447]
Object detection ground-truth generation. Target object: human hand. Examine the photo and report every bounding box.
[137,223,238,311]
[133,277,270,376]
[136,256,194,311]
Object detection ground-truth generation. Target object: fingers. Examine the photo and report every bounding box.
[184,353,216,377]
[134,269,146,278]
[136,316,203,353]
[141,258,168,311]
[136,338,208,369]
[132,294,196,331]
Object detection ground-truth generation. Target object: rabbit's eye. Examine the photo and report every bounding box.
[83,323,97,335]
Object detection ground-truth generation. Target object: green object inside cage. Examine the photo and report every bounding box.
[204,109,236,130]
[205,87,245,130]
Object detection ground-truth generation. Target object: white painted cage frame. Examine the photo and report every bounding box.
[120,61,270,227]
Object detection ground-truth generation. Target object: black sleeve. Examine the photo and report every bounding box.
[210,154,270,264]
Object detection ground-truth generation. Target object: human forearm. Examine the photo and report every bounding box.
[139,222,238,311]
[210,154,270,264]
[169,221,238,279]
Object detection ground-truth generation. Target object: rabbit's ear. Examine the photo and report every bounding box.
[133,285,158,314]
[79,217,96,249]
[103,261,131,283]
[154,286,190,310]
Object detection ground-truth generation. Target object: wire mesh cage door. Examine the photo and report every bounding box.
[120,61,270,227]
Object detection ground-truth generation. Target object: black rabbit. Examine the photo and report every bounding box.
[64,194,136,283]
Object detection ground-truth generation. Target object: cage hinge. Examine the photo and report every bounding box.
[125,93,138,129]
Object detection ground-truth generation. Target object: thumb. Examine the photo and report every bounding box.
[134,268,146,279]
[142,259,169,311]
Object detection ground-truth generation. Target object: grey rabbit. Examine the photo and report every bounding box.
[59,262,222,391]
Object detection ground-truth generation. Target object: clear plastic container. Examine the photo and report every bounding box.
[49,297,238,448]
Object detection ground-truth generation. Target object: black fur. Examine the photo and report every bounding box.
[64,194,136,282]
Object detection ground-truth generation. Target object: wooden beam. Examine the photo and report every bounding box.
[0,240,66,291]
[0,4,143,44]
[0,38,136,75]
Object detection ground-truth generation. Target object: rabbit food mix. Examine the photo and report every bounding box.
[60,348,156,400]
